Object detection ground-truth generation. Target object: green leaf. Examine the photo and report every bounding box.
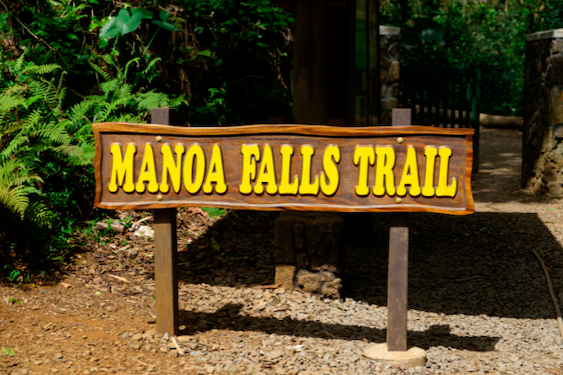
[151,20,180,32]
[66,33,79,40]
[197,49,212,57]
[121,11,143,35]
[201,207,225,218]
[131,8,152,20]
[1,346,15,357]
[159,9,170,22]
[99,9,143,38]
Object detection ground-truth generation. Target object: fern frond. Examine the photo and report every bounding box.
[0,94,27,114]
[141,57,162,75]
[1,135,29,159]
[2,84,27,97]
[23,201,55,228]
[22,109,42,130]
[24,63,62,76]
[14,51,27,72]
[29,80,59,108]
[123,57,140,79]
[0,185,31,217]
[136,90,169,111]
[88,59,111,81]
[100,78,119,95]
[97,101,119,122]
[69,99,95,124]
[31,122,71,145]
[54,71,67,114]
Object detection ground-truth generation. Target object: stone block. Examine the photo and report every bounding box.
[543,170,558,182]
[381,84,388,98]
[388,42,400,60]
[380,54,391,69]
[380,70,387,85]
[551,54,563,84]
[551,40,563,55]
[387,60,400,83]
[294,269,342,298]
[550,86,563,127]
[274,265,296,291]
[547,181,563,195]
[389,83,400,99]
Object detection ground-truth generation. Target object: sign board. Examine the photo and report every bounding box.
[93,123,474,215]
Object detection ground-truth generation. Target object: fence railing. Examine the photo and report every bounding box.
[400,67,481,172]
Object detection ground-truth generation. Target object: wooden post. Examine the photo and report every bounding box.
[387,108,410,351]
[151,108,179,336]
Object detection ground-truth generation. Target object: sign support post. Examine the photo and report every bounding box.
[387,108,411,351]
[151,108,179,336]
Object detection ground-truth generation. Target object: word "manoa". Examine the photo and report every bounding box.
[107,142,458,198]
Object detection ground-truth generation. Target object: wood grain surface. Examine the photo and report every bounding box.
[93,123,474,215]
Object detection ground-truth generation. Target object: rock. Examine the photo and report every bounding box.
[95,222,109,231]
[387,60,400,83]
[269,350,283,360]
[131,333,143,341]
[204,364,215,373]
[551,40,563,54]
[275,265,296,291]
[294,269,342,298]
[134,225,154,237]
[110,222,124,232]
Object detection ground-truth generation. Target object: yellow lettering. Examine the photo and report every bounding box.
[436,147,457,197]
[321,145,340,196]
[183,144,205,194]
[240,144,260,195]
[422,147,438,197]
[397,146,421,197]
[108,143,136,193]
[354,146,375,196]
[299,145,319,195]
[160,144,185,194]
[373,147,396,196]
[279,145,299,195]
[254,144,278,195]
[135,144,159,193]
[203,144,227,194]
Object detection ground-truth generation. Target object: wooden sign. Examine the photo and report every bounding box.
[93,123,474,215]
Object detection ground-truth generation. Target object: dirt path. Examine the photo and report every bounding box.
[2,127,563,375]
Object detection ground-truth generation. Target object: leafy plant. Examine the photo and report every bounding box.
[1,346,16,357]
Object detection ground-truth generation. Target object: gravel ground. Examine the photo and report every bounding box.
[3,126,563,375]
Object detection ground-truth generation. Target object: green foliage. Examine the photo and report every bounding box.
[0,0,290,280]
[381,0,546,116]
[1,346,16,357]
[0,50,184,279]
[201,207,226,218]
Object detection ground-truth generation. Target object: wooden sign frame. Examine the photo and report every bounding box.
[93,122,474,215]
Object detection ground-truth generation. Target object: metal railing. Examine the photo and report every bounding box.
[400,66,481,172]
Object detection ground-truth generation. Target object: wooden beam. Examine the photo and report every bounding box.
[151,108,179,336]
[387,108,411,351]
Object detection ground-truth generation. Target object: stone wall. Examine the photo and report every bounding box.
[523,29,563,195]
[380,26,401,125]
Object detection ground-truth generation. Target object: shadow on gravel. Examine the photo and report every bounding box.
[178,210,562,322]
[178,304,500,351]
[346,211,563,321]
